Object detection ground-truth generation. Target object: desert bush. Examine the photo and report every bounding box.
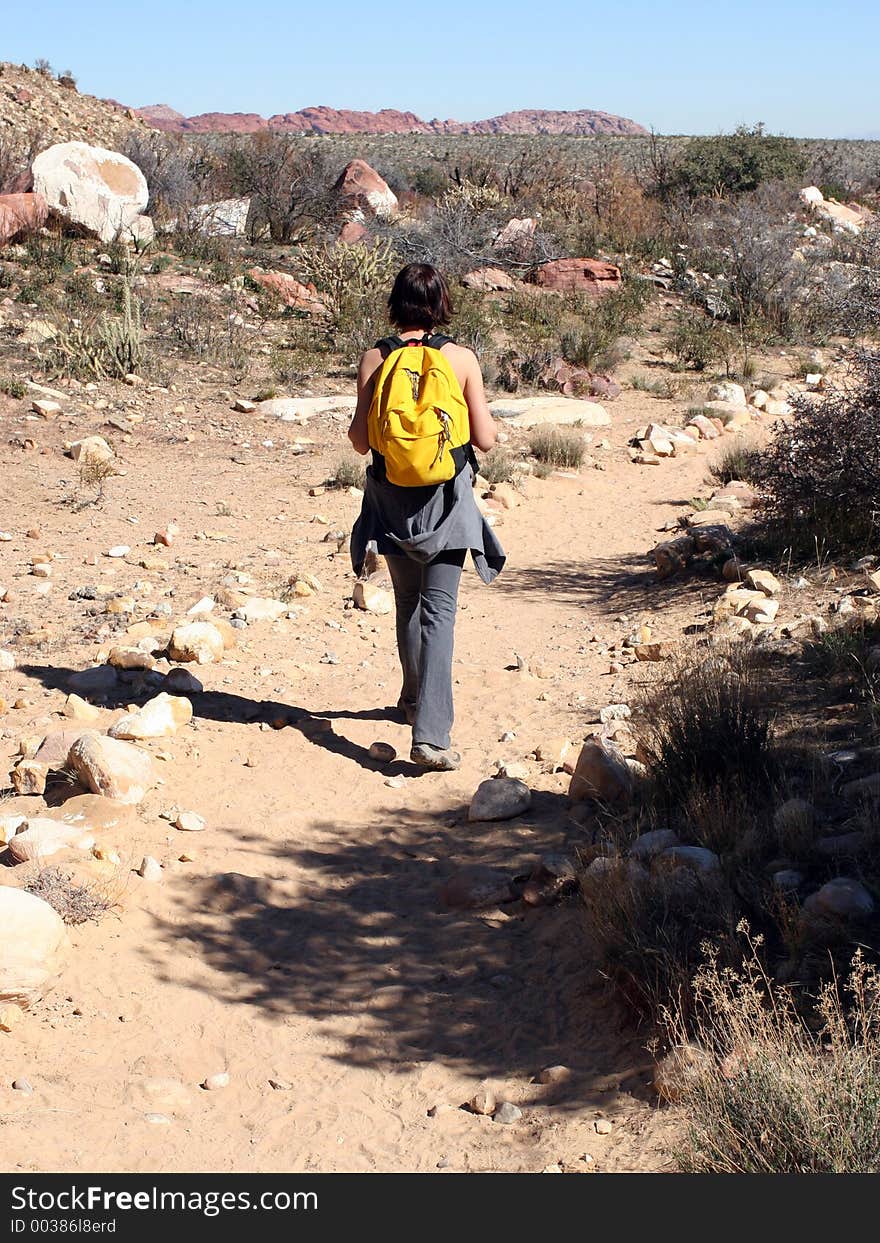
[221,134,337,244]
[668,942,880,1173]
[56,70,77,90]
[639,644,776,809]
[25,867,112,924]
[328,454,366,489]
[666,309,729,371]
[754,350,880,556]
[581,859,741,1026]
[660,125,807,201]
[559,282,652,370]
[43,279,143,380]
[450,287,496,358]
[33,57,52,77]
[296,238,399,357]
[24,228,79,276]
[0,375,26,398]
[528,427,587,468]
[710,441,765,485]
[479,446,518,484]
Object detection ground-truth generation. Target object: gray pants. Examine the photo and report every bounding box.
[386,550,466,750]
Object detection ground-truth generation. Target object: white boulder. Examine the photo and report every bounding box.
[0,888,69,1009]
[32,141,151,244]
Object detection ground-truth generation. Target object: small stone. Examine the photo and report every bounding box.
[494,1101,522,1125]
[468,777,531,822]
[63,693,101,722]
[109,692,192,739]
[175,810,205,832]
[384,775,406,789]
[369,741,397,763]
[662,845,722,875]
[68,733,154,804]
[804,878,874,920]
[0,1004,23,1032]
[11,761,48,796]
[594,1118,613,1135]
[599,703,631,723]
[539,1065,571,1085]
[12,1078,34,1094]
[353,581,392,614]
[106,545,130,559]
[32,399,61,418]
[169,621,226,664]
[202,1072,230,1090]
[746,569,781,597]
[630,829,680,860]
[469,1087,496,1116]
[268,1078,293,1092]
[138,856,162,882]
[0,650,17,672]
[144,1113,171,1124]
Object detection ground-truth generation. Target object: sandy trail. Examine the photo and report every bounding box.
[1,393,717,1173]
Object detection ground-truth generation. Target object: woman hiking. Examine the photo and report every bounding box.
[348,263,505,771]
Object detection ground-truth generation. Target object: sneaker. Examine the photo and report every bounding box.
[411,743,461,771]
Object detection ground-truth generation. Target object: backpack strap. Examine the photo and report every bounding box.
[374,333,455,357]
[374,334,406,359]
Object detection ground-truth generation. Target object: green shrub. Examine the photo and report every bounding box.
[662,125,808,200]
[667,309,727,371]
[710,441,765,485]
[297,239,399,358]
[0,375,26,399]
[559,283,652,371]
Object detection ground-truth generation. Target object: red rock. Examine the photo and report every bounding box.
[529,258,621,295]
[135,105,648,138]
[462,266,518,292]
[247,268,326,312]
[538,357,620,399]
[0,193,49,248]
[333,160,397,218]
[339,220,368,245]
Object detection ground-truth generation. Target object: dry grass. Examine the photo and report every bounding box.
[666,935,880,1173]
[528,427,587,469]
[24,867,114,925]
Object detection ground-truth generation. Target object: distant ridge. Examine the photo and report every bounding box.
[134,104,648,138]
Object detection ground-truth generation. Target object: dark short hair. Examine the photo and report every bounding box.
[388,263,453,330]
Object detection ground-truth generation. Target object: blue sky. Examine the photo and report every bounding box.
[5,0,879,137]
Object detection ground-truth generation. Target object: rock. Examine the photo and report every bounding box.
[653,1044,711,1103]
[67,733,154,804]
[494,1101,522,1124]
[0,650,16,672]
[138,856,162,882]
[764,399,792,418]
[799,186,870,235]
[191,197,251,236]
[738,597,779,624]
[168,621,226,664]
[746,569,781,597]
[652,535,696,579]
[109,692,193,740]
[236,596,289,624]
[569,739,633,805]
[174,810,205,832]
[268,1078,293,1092]
[258,395,355,423]
[594,1119,613,1135]
[0,192,49,247]
[0,814,26,846]
[63,693,102,722]
[630,828,680,860]
[539,1065,571,1085]
[369,741,397,763]
[662,845,722,875]
[0,1004,22,1032]
[721,557,745,582]
[634,641,677,662]
[8,818,95,864]
[687,414,721,440]
[164,668,204,695]
[202,1072,230,1090]
[528,258,621,294]
[707,381,746,407]
[20,319,58,346]
[32,142,150,243]
[0,888,69,1009]
[534,737,572,771]
[334,159,398,218]
[468,777,531,821]
[246,268,326,313]
[489,396,609,429]
[841,772,880,804]
[772,869,803,892]
[599,704,631,724]
[469,1088,496,1115]
[462,266,518,292]
[353,581,393,614]
[108,646,155,671]
[32,399,61,419]
[69,436,113,467]
[11,761,48,796]
[804,878,874,920]
[13,1078,34,1094]
[439,867,512,910]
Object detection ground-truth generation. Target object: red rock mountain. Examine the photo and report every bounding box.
[135,104,647,137]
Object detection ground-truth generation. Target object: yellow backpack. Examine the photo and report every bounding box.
[368,333,473,487]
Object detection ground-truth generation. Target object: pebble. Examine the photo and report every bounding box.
[494,1101,522,1125]
[268,1078,293,1092]
[369,741,397,763]
[384,775,406,789]
[469,1088,496,1116]
[539,1065,571,1085]
[138,856,162,882]
[594,1118,613,1134]
[106,546,130,558]
[144,1113,172,1124]
[175,810,206,832]
[202,1072,230,1090]
[12,1078,33,1094]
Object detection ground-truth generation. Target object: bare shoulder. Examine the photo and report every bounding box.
[358,346,385,384]
[443,341,479,377]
